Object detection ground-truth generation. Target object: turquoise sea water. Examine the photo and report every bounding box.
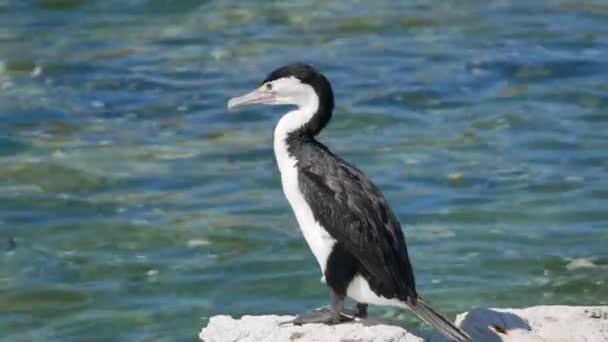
[1,0,607,340]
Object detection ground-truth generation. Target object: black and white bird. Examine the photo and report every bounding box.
[228,63,471,342]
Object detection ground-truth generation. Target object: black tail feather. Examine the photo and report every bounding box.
[407,298,472,342]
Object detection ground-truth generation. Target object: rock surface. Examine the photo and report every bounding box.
[200,315,423,342]
[200,305,608,342]
[429,306,608,342]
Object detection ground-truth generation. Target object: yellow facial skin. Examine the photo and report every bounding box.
[259,83,273,92]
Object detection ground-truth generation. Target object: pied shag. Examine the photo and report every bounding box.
[228,63,471,342]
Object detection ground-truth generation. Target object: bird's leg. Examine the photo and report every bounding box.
[356,302,368,318]
[280,290,352,326]
[341,302,368,319]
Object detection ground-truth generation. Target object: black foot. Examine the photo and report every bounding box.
[280,307,353,326]
[341,303,368,319]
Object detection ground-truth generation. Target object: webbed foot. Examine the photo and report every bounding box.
[280,306,352,326]
[341,303,368,319]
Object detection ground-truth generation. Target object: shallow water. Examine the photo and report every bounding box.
[1,0,607,340]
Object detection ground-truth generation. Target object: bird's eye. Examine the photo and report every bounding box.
[266,83,273,91]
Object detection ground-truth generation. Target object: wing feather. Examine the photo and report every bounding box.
[297,151,417,300]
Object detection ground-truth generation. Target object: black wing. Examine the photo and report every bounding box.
[297,145,417,301]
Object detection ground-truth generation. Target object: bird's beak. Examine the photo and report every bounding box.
[227,87,275,110]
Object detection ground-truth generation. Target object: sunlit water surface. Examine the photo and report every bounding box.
[1,0,607,340]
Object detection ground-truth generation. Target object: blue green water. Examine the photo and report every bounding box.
[1,0,607,340]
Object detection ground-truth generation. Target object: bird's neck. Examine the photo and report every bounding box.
[273,90,333,174]
[273,109,315,174]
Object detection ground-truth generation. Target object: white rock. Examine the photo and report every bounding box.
[200,315,423,342]
[429,306,608,342]
[200,306,608,342]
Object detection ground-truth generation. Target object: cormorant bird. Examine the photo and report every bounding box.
[228,63,471,342]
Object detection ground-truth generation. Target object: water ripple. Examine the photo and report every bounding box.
[1,0,608,340]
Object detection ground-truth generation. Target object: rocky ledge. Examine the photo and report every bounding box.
[200,305,608,342]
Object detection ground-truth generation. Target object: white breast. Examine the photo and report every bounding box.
[346,275,407,308]
[274,111,336,275]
